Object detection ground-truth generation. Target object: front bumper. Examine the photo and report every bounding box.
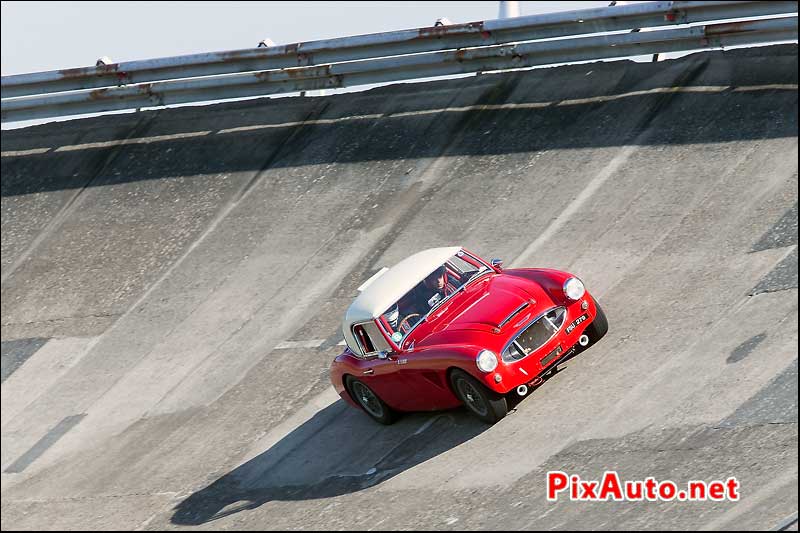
[483,294,598,394]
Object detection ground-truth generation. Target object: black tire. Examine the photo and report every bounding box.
[584,296,609,345]
[345,377,397,425]
[449,369,508,424]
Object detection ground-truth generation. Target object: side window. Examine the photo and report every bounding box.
[353,324,375,355]
[352,321,391,357]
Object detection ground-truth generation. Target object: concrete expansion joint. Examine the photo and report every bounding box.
[3,490,181,504]
[711,421,799,429]
[1,312,122,328]
[748,243,798,256]
[559,427,797,456]
[748,287,798,297]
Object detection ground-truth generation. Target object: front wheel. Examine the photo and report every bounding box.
[449,369,508,424]
[345,377,397,425]
[584,297,608,345]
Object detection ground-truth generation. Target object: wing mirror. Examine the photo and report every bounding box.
[378,350,391,360]
[491,258,504,270]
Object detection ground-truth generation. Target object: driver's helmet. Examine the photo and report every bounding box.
[383,303,400,330]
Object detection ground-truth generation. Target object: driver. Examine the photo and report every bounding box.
[406,265,454,316]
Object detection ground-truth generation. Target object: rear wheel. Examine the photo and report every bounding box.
[449,369,508,424]
[345,377,397,425]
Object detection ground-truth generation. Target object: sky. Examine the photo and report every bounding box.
[1,1,612,75]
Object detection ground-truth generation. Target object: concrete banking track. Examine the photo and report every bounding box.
[1,44,797,530]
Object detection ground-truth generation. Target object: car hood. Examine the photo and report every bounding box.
[415,273,556,346]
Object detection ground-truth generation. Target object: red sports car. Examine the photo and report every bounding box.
[330,247,608,424]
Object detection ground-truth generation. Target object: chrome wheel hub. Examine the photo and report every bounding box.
[457,379,488,417]
[352,381,384,419]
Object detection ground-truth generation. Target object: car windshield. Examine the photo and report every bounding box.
[379,251,491,344]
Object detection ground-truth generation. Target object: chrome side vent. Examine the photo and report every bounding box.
[498,302,531,329]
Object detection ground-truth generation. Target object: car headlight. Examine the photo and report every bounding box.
[563,277,585,301]
[476,349,498,373]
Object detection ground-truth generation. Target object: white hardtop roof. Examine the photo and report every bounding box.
[344,246,461,331]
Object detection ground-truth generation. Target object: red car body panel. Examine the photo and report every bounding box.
[330,254,602,413]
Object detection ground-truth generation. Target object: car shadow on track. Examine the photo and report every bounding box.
[171,400,489,525]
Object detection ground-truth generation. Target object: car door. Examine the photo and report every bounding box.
[351,321,411,410]
[393,347,461,411]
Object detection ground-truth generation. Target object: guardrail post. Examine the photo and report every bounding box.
[499,1,520,19]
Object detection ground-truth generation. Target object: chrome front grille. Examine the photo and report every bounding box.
[502,307,566,362]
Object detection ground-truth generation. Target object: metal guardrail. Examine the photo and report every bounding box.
[1,1,797,123]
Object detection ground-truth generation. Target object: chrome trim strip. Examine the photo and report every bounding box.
[498,301,531,329]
